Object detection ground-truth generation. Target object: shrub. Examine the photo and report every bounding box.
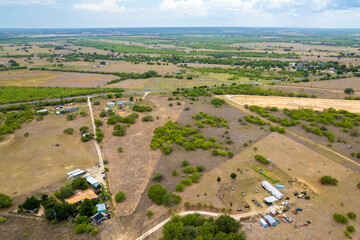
[142,115,154,122]
[320,175,338,185]
[175,184,185,192]
[184,202,191,208]
[228,152,234,158]
[347,212,357,219]
[23,233,28,237]
[148,185,168,205]
[181,160,189,167]
[333,213,349,223]
[117,147,123,153]
[357,182,360,189]
[211,98,225,107]
[94,101,100,105]
[350,129,360,137]
[254,154,270,164]
[196,165,205,172]
[190,173,202,183]
[181,179,193,186]
[146,210,153,219]
[79,126,89,133]
[347,225,355,233]
[172,170,178,176]
[115,191,126,203]
[230,173,237,179]
[344,231,351,238]
[66,114,76,121]
[163,193,181,207]
[0,217,6,223]
[344,88,354,94]
[183,166,198,174]
[177,102,181,105]
[152,172,164,182]
[63,128,74,134]
[90,228,99,236]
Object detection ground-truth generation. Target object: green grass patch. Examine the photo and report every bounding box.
[252,166,280,184]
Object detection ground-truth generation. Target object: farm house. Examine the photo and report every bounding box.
[85,174,99,188]
[261,181,283,199]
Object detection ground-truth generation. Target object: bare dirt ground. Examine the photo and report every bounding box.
[145,132,360,240]
[282,77,360,92]
[0,106,97,198]
[226,95,360,113]
[97,94,184,219]
[114,96,271,239]
[0,69,117,87]
[0,215,103,240]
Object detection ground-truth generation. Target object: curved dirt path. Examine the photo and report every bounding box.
[136,210,257,240]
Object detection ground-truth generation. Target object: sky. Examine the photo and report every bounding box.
[1,0,360,28]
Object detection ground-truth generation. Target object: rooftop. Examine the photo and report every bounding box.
[64,189,98,204]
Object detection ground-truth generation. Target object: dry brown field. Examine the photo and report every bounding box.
[0,106,97,198]
[282,77,360,92]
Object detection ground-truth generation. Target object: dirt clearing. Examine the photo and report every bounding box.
[224,95,360,113]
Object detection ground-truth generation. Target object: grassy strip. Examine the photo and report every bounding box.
[252,166,280,184]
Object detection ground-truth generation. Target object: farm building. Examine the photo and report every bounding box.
[60,107,78,114]
[96,203,106,213]
[107,102,116,108]
[64,189,98,204]
[261,181,283,199]
[85,174,99,188]
[125,101,135,105]
[66,169,86,179]
[91,212,110,225]
[118,101,124,105]
[259,219,268,228]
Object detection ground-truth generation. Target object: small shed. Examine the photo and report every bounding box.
[118,101,124,105]
[259,219,268,228]
[96,203,106,213]
[265,215,277,226]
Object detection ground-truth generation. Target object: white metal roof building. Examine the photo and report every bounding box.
[264,196,278,203]
[261,181,283,199]
[67,169,86,179]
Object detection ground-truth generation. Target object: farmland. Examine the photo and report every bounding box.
[1,27,360,240]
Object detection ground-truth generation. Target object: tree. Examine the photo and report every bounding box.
[79,126,89,133]
[230,173,237,179]
[181,160,189,167]
[344,88,354,94]
[79,199,96,217]
[148,184,168,205]
[0,193,12,208]
[347,225,355,233]
[63,128,74,134]
[152,172,164,182]
[162,216,184,240]
[129,96,134,101]
[66,114,76,121]
[71,178,89,190]
[217,177,221,183]
[215,215,241,233]
[146,210,153,219]
[59,184,74,200]
[115,191,126,203]
[20,196,41,210]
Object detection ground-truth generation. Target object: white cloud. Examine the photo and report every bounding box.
[73,0,126,13]
[0,0,56,5]
[159,0,208,16]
